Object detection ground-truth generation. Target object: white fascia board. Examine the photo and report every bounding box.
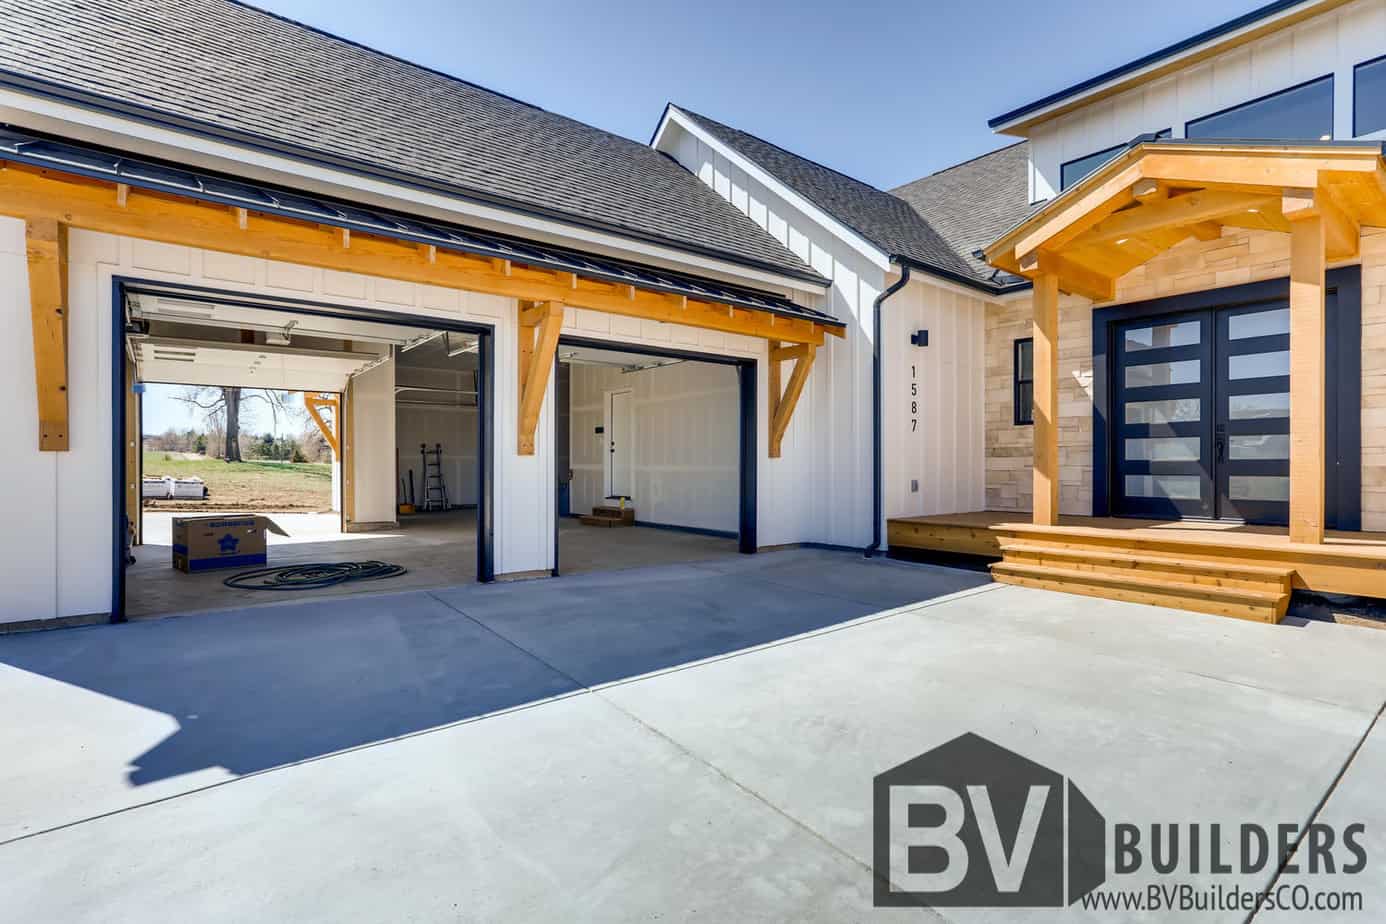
[990,0,1332,135]
[0,87,825,298]
[654,107,893,274]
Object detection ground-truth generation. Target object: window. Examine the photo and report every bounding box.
[1013,338,1033,425]
[1060,130,1172,190]
[1355,54,1386,136]
[1186,75,1333,141]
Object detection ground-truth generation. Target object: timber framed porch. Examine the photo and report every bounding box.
[888,512,1386,623]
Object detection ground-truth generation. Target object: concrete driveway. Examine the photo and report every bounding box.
[0,549,1383,922]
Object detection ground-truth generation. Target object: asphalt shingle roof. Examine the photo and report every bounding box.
[891,141,1038,285]
[674,107,986,287]
[0,0,825,284]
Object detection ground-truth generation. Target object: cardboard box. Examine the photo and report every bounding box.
[171,515,288,573]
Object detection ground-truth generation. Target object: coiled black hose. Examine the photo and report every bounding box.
[223,561,407,590]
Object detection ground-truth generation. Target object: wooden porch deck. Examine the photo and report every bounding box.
[887,512,1386,623]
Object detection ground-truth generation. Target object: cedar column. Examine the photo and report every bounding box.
[1032,269,1060,526]
[1286,199,1326,544]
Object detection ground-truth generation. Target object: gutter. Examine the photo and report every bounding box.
[864,262,911,558]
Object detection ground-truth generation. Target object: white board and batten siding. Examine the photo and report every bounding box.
[882,277,987,521]
[658,117,991,542]
[1026,0,1386,200]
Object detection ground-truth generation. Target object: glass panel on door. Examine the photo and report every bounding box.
[1215,304,1291,524]
[1112,311,1214,519]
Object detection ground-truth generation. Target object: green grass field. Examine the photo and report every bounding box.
[142,451,333,511]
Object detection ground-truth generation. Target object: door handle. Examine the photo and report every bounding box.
[1214,425,1227,463]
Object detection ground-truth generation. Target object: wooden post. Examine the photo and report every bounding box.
[26,218,69,451]
[1287,208,1326,544]
[1032,269,1060,526]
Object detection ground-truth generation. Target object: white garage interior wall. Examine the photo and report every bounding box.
[394,343,481,508]
[566,357,739,534]
[347,357,396,528]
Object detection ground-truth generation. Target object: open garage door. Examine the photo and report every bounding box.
[554,337,755,576]
[114,281,493,620]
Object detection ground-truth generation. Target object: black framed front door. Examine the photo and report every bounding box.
[1112,299,1293,524]
[1214,303,1291,524]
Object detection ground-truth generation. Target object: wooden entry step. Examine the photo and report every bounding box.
[991,539,1294,624]
[580,504,635,528]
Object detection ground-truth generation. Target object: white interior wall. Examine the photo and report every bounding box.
[881,275,989,520]
[347,357,396,526]
[567,360,739,532]
[396,405,480,507]
[1026,0,1386,200]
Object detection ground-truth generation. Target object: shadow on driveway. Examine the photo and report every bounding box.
[0,551,988,786]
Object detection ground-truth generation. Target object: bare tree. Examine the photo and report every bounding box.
[174,386,303,462]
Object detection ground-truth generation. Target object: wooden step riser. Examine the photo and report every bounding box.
[991,570,1284,624]
[1000,550,1291,593]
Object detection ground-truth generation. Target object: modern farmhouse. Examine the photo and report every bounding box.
[1,0,1384,628]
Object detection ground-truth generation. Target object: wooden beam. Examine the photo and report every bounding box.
[26,217,69,451]
[1031,270,1060,526]
[1287,209,1326,545]
[517,300,563,455]
[769,347,815,459]
[769,343,811,364]
[0,164,833,346]
[1071,190,1275,248]
[116,183,129,208]
[1019,249,1115,302]
[1004,161,1145,265]
[1186,221,1223,241]
[304,394,340,455]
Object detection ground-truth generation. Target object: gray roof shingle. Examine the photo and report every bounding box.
[674,107,987,287]
[891,141,1038,287]
[0,0,825,284]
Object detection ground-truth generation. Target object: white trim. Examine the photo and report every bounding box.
[990,0,1338,134]
[653,107,894,274]
[0,87,828,298]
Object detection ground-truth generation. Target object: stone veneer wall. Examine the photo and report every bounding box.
[984,227,1386,529]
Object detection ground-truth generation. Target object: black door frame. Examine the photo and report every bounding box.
[111,276,497,623]
[1092,268,1361,529]
[550,335,757,576]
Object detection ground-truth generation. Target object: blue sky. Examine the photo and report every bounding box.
[249,0,1261,188]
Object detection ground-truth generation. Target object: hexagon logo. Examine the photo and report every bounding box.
[873,732,1106,907]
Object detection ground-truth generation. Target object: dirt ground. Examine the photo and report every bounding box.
[142,452,332,513]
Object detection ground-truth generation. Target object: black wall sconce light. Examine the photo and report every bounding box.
[910,329,929,347]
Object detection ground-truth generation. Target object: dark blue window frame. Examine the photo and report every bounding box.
[1060,130,1172,190]
[1354,53,1386,137]
[1186,75,1334,141]
[1014,338,1034,426]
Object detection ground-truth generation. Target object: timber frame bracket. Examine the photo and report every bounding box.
[517,300,564,455]
[767,341,816,459]
[304,393,341,456]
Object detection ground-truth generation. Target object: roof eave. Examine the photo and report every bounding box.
[0,68,831,290]
[987,0,1346,134]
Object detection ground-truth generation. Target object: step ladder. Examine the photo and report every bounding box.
[420,443,450,512]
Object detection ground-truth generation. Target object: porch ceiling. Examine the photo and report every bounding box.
[985,140,1386,301]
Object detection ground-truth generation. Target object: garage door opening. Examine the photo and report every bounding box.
[554,338,755,575]
[114,280,493,621]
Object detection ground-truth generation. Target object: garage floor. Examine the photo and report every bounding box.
[128,511,742,617]
[2,551,1384,921]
